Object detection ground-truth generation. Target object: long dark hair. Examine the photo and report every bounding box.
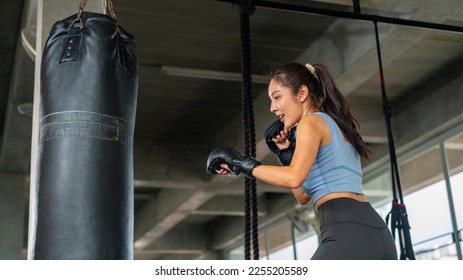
[269,62,371,161]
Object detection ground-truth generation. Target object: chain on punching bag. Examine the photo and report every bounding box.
[28,0,138,259]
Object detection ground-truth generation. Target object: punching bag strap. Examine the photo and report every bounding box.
[63,0,123,63]
[68,0,119,30]
[104,0,118,22]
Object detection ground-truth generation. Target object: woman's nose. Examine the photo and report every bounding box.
[270,101,277,113]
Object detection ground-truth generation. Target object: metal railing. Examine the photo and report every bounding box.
[413,228,462,260]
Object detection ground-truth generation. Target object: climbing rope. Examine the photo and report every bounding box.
[236,0,259,260]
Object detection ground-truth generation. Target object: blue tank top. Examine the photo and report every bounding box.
[301,112,363,205]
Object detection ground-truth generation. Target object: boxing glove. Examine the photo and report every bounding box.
[206,147,261,178]
[264,119,296,166]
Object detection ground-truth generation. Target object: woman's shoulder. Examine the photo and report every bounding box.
[300,112,327,126]
[299,113,330,135]
[298,113,331,146]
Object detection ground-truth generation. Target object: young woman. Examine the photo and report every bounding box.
[207,62,397,260]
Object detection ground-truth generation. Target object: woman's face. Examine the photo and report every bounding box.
[268,78,303,129]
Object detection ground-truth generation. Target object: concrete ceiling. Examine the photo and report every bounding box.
[1,0,463,259]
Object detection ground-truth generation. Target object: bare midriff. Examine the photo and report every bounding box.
[315,192,367,211]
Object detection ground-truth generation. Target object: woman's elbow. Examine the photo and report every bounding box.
[287,176,304,189]
[285,168,306,189]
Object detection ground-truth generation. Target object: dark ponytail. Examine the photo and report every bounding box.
[313,64,371,161]
[270,62,371,161]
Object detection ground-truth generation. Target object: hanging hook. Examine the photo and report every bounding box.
[68,0,119,33]
[67,0,88,30]
[77,0,88,20]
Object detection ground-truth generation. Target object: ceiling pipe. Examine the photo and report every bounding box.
[216,0,463,33]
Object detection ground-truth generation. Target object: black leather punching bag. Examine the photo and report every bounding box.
[29,1,137,259]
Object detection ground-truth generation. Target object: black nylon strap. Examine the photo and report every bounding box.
[374,21,415,260]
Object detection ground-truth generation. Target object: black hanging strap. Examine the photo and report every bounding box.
[373,21,415,260]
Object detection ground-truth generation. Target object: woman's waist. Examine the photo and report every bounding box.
[303,168,363,200]
[315,195,388,229]
[315,192,367,211]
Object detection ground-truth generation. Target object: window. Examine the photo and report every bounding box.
[445,132,463,258]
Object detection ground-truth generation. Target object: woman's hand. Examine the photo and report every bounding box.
[215,162,232,175]
[272,128,292,150]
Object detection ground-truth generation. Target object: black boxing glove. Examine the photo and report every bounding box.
[206,147,262,178]
[264,119,296,166]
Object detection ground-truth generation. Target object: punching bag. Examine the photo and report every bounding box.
[29,1,138,259]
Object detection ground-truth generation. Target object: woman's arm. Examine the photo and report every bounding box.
[292,187,311,205]
[251,114,326,189]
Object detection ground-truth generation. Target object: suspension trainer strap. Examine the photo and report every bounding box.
[374,21,415,260]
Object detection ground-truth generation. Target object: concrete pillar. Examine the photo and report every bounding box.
[0,175,25,259]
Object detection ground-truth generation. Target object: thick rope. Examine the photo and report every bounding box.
[237,0,259,260]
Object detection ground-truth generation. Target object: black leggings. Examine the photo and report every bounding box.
[311,198,398,260]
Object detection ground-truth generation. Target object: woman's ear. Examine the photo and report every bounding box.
[298,85,309,103]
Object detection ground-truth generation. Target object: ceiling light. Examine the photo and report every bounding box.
[161,66,269,84]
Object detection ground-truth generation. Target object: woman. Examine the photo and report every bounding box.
[207,62,397,260]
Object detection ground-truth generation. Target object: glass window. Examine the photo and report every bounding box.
[295,235,318,260]
[363,171,393,210]
[398,146,443,194]
[375,180,456,260]
[405,181,455,259]
[445,132,463,258]
[373,144,458,260]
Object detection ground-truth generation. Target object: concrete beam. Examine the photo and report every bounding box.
[143,224,208,253]
[395,57,463,156]
[134,140,209,181]
[192,195,269,216]
[134,175,292,194]
[133,187,214,249]
[211,193,297,250]
[132,174,289,250]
